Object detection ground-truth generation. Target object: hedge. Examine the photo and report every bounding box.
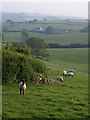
[2,50,47,83]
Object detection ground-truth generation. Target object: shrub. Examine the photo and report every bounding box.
[2,49,47,83]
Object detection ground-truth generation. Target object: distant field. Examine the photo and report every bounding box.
[2,48,88,118]
[2,20,87,31]
[44,48,88,79]
[2,20,88,45]
[3,31,88,45]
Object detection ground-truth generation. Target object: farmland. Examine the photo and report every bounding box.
[2,20,88,45]
[1,17,89,119]
[2,48,89,119]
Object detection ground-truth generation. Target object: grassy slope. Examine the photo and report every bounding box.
[45,48,88,78]
[2,79,88,118]
[2,48,88,118]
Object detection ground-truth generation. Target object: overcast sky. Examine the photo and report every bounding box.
[0,0,89,18]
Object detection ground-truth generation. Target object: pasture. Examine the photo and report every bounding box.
[2,48,89,119]
[4,32,88,45]
[2,20,88,45]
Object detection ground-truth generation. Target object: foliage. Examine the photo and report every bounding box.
[21,28,29,41]
[2,42,12,50]
[80,26,88,32]
[2,49,47,83]
[26,37,49,57]
[45,26,53,33]
[15,43,31,55]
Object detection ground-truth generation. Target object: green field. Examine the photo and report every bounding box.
[3,20,87,31]
[46,48,88,75]
[4,32,88,45]
[2,48,88,119]
[2,20,88,45]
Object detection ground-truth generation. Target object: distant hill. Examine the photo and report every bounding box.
[1,12,87,22]
[2,12,59,22]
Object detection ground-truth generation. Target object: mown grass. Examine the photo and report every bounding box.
[2,48,88,119]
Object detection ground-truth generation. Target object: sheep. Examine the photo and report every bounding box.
[63,70,74,77]
[34,74,46,84]
[67,69,75,74]
[56,75,64,83]
[56,70,64,83]
[19,79,26,95]
[67,72,74,77]
[45,76,55,84]
[63,70,67,77]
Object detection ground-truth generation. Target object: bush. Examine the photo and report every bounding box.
[30,59,47,75]
[2,50,47,84]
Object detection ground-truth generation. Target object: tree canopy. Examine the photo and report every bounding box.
[21,28,29,41]
[26,37,49,57]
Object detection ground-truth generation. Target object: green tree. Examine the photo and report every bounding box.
[45,26,53,33]
[15,44,31,55]
[21,28,29,41]
[26,37,49,57]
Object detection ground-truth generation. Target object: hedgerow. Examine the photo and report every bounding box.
[2,50,47,83]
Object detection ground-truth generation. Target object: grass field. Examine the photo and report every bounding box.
[2,48,89,119]
[2,20,87,31]
[4,31,88,45]
[2,20,88,45]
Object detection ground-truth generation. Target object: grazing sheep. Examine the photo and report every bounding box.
[34,74,45,84]
[67,72,74,77]
[67,69,75,74]
[63,70,67,77]
[63,70,74,77]
[56,70,64,83]
[19,79,26,95]
[56,75,64,83]
[45,76,54,84]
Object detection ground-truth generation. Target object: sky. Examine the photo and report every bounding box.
[0,0,89,18]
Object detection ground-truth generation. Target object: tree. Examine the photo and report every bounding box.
[15,44,31,55]
[2,33,5,41]
[21,28,29,41]
[45,26,53,33]
[26,37,49,57]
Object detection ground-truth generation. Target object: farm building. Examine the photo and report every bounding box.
[33,27,45,32]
